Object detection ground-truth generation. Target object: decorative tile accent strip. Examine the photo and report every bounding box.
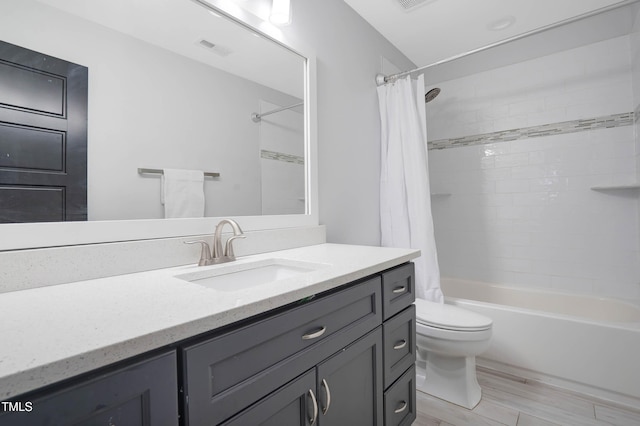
[428,112,634,150]
[260,149,304,165]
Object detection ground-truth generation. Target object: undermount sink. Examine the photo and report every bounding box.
[174,258,330,291]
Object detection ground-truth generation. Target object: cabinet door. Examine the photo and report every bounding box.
[221,370,317,426]
[316,328,383,426]
[0,351,178,426]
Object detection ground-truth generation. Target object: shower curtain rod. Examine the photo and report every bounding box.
[251,102,303,122]
[376,0,639,86]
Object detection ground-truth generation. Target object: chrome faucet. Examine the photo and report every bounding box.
[184,219,246,266]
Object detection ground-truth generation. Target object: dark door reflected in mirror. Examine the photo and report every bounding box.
[0,40,88,223]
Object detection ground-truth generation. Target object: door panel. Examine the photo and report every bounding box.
[0,40,87,222]
[0,123,65,171]
[0,60,65,115]
[222,370,316,426]
[316,328,383,426]
[0,351,178,426]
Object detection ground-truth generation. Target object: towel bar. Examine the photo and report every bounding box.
[138,168,220,178]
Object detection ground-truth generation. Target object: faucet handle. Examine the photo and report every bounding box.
[224,235,246,259]
[184,240,212,266]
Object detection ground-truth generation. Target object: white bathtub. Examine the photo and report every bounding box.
[441,277,640,407]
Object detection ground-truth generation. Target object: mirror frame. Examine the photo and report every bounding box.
[0,0,318,251]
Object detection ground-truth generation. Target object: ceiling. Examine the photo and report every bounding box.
[343,0,634,71]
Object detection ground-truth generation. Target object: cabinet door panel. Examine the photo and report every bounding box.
[0,351,178,426]
[316,328,383,426]
[222,370,316,426]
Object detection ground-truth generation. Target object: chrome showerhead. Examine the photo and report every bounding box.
[425,88,441,103]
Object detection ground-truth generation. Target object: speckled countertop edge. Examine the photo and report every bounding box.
[0,243,419,399]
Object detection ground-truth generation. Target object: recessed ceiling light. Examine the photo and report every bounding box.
[487,15,516,31]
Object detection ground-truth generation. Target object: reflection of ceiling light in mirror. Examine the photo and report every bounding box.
[270,0,291,25]
[487,15,516,31]
[213,0,245,17]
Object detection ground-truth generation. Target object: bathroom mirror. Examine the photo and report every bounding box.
[0,0,318,250]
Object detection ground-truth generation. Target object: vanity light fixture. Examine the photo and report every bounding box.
[269,0,291,25]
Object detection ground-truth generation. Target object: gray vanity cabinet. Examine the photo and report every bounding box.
[221,329,383,426]
[183,262,416,426]
[181,277,383,425]
[0,351,178,426]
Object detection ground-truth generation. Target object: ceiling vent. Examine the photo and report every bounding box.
[396,0,433,11]
[196,39,232,57]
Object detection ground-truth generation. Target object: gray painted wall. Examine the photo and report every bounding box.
[282,0,415,245]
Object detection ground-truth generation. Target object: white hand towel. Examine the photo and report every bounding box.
[161,168,205,218]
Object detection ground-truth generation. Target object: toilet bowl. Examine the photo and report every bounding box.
[414,298,493,409]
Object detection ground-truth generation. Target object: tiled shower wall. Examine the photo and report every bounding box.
[427,35,640,300]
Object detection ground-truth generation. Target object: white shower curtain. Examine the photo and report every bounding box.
[377,74,443,303]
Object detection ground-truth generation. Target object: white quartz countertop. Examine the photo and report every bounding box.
[0,243,419,399]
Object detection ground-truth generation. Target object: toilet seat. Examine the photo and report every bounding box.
[415,299,492,332]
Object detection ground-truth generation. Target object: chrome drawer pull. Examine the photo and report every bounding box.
[394,400,408,414]
[308,389,318,425]
[321,378,331,414]
[302,326,326,340]
[392,286,406,294]
[393,340,407,350]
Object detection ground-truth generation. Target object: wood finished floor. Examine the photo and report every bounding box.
[414,367,640,426]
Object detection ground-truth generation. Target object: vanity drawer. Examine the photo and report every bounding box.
[182,277,382,425]
[382,262,415,320]
[384,365,417,426]
[383,304,416,388]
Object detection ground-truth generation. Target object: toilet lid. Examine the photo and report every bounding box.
[415,299,492,331]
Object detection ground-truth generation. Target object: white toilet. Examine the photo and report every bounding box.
[414,298,493,409]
